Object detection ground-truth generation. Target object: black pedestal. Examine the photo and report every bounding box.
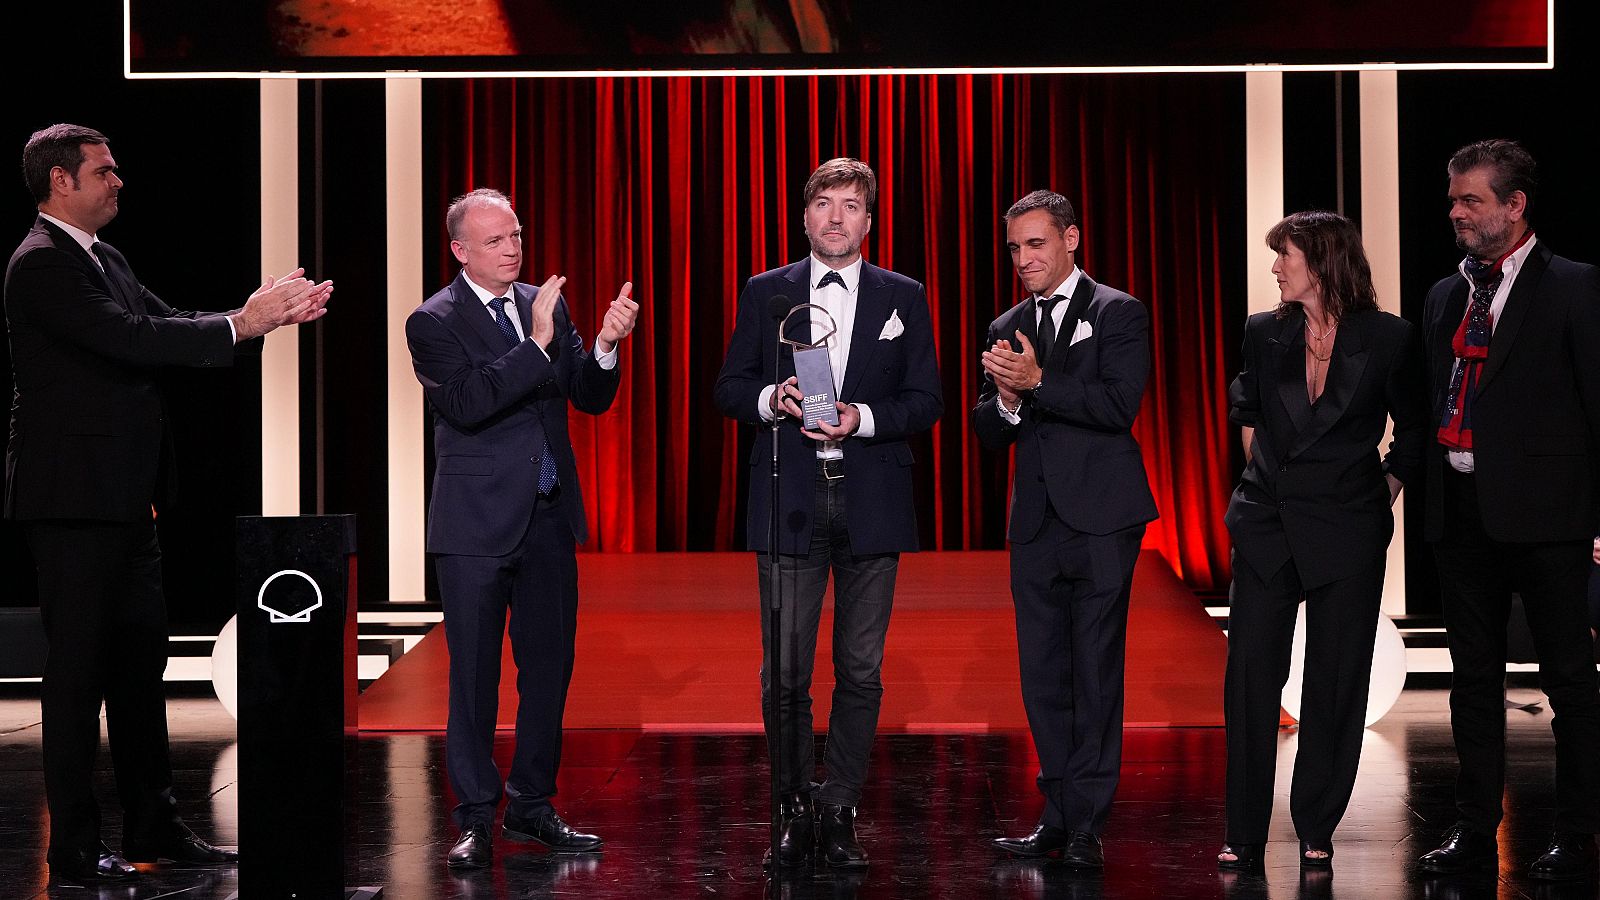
[235,515,372,899]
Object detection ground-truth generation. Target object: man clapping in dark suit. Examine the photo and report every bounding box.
[715,158,943,869]
[406,188,638,870]
[4,123,330,884]
[974,189,1158,870]
[1414,140,1600,882]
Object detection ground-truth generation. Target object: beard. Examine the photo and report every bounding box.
[807,230,862,261]
[1453,209,1514,260]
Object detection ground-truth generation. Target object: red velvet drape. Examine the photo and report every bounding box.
[430,74,1238,590]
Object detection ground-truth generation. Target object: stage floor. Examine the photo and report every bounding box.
[1,691,1594,898]
[360,550,1230,731]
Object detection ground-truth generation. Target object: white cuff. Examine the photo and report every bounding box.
[594,343,618,370]
[758,384,778,422]
[852,403,875,438]
[996,394,1021,425]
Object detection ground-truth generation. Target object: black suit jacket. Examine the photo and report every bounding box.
[407,272,621,556]
[1224,307,1425,588]
[4,216,249,522]
[1421,241,1600,543]
[713,258,943,556]
[971,272,1158,543]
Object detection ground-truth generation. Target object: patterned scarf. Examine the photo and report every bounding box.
[1437,232,1532,450]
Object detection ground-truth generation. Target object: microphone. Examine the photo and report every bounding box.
[767,293,791,321]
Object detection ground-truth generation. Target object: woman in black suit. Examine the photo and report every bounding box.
[1216,211,1426,870]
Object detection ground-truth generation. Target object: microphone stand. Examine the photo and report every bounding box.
[767,303,836,886]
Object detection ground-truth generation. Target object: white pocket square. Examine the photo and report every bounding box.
[1068,319,1093,346]
[879,310,904,340]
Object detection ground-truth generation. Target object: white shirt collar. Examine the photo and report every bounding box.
[1035,267,1083,306]
[39,212,98,257]
[809,255,863,293]
[461,270,514,305]
[1458,232,1538,285]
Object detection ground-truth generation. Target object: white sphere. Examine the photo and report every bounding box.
[1280,604,1406,728]
[211,615,239,720]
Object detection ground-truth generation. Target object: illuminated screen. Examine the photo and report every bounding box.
[127,0,1551,76]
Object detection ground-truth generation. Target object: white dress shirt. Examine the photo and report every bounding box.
[1446,234,1538,473]
[462,272,618,370]
[996,267,1084,424]
[758,255,877,457]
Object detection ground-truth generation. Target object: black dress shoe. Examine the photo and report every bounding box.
[48,843,139,882]
[818,804,868,869]
[447,824,493,869]
[504,809,603,853]
[123,828,238,867]
[1417,824,1497,875]
[992,823,1070,858]
[1059,831,1104,870]
[762,791,815,869]
[1528,830,1598,882]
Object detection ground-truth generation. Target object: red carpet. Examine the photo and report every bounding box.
[359,550,1228,732]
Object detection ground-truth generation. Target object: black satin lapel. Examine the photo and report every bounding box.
[1272,311,1311,445]
[1049,274,1097,368]
[1285,315,1370,460]
[1477,244,1548,393]
[840,268,888,400]
[1017,296,1041,357]
[89,242,134,311]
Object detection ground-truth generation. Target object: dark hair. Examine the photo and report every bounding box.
[1265,210,1378,321]
[1448,139,1538,223]
[802,158,876,212]
[1004,189,1077,231]
[446,187,512,241]
[22,124,109,204]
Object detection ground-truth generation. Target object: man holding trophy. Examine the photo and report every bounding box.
[714,157,943,869]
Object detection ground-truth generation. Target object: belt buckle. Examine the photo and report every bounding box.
[821,458,845,481]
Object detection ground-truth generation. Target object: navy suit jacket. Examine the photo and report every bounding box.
[1224,307,1425,588]
[971,272,1158,543]
[714,258,943,556]
[4,216,249,522]
[407,272,620,556]
[1421,242,1600,543]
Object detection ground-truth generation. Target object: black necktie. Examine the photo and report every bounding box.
[90,241,111,272]
[817,270,846,291]
[489,296,559,495]
[1035,294,1066,364]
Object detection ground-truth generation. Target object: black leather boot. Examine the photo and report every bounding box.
[762,792,814,869]
[818,804,868,869]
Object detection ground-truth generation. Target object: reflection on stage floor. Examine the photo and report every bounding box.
[0,689,1592,898]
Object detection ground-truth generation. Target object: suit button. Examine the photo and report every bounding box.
[1278,465,1287,473]
[879,454,887,462]
[1278,501,1287,509]
[1036,475,1044,482]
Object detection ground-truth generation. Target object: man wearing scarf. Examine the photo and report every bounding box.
[1417,139,1600,882]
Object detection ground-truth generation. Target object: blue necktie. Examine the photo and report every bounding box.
[491,296,560,496]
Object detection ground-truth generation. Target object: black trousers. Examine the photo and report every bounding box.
[1432,468,1600,835]
[24,519,183,857]
[1223,551,1385,844]
[758,467,899,809]
[435,492,579,829]
[1009,509,1144,834]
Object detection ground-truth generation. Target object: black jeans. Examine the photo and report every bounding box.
[757,467,899,809]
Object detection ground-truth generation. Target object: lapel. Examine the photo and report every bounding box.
[840,262,892,399]
[1432,278,1470,416]
[449,273,515,356]
[1477,241,1549,394]
[37,217,126,310]
[1046,272,1097,370]
[514,282,534,337]
[1270,309,1311,453]
[1285,309,1371,460]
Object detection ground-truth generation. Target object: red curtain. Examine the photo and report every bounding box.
[429,74,1239,590]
